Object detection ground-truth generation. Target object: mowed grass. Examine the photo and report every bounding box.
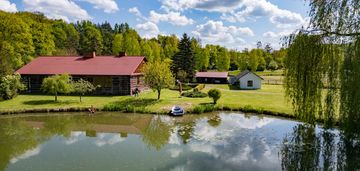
[0,84,292,115]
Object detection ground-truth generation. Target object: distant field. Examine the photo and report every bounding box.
[0,84,292,115]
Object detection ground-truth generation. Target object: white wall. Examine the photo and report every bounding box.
[239,72,262,89]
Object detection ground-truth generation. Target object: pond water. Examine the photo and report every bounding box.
[0,112,359,171]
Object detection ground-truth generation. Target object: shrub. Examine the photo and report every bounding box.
[169,84,192,91]
[194,84,205,92]
[182,91,208,98]
[0,74,26,100]
[192,104,216,114]
[208,89,221,104]
[268,60,279,71]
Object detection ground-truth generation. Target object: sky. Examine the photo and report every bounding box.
[0,0,310,50]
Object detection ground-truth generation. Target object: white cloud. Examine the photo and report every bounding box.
[94,133,125,147]
[136,21,161,38]
[10,146,41,164]
[129,7,143,18]
[221,0,306,28]
[263,30,293,38]
[23,0,91,22]
[149,11,194,26]
[161,0,306,29]
[192,20,254,49]
[160,0,244,12]
[80,0,119,13]
[0,0,17,12]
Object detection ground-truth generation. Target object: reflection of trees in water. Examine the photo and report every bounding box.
[0,118,40,171]
[177,121,195,144]
[280,124,320,170]
[141,116,171,150]
[207,115,221,127]
[280,124,360,170]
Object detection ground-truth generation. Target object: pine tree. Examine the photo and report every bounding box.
[172,33,195,81]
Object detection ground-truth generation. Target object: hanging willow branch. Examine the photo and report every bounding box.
[284,33,326,124]
[284,1,360,131]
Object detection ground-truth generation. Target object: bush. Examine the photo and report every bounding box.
[169,84,192,91]
[194,84,205,92]
[0,74,26,100]
[102,103,147,113]
[268,60,279,71]
[208,89,221,104]
[192,104,216,114]
[182,91,208,98]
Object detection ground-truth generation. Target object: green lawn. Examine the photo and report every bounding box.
[0,84,292,115]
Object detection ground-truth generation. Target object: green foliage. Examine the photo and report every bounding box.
[177,70,188,83]
[0,74,26,100]
[123,29,141,55]
[72,79,97,102]
[78,23,103,54]
[41,74,73,101]
[340,38,360,134]
[192,38,209,71]
[97,22,114,55]
[169,84,192,91]
[284,34,326,124]
[216,47,230,71]
[112,33,124,55]
[143,60,174,99]
[208,89,221,104]
[141,116,171,150]
[0,11,35,76]
[268,60,279,71]
[194,84,205,92]
[192,104,216,114]
[181,91,207,98]
[172,33,195,81]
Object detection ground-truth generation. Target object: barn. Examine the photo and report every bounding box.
[195,72,228,84]
[230,70,263,90]
[16,52,146,95]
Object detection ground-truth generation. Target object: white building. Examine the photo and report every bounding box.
[230,70,263,90]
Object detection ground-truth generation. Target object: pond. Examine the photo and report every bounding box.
[0,112,359,171]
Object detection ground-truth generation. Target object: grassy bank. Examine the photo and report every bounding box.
[0,84,292,116]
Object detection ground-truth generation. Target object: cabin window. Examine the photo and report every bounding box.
[247,80,253,87]
[137,77,140,84]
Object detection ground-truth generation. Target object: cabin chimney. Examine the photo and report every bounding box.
[118,51,127,57]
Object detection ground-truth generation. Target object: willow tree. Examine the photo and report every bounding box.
[284,0,360,131]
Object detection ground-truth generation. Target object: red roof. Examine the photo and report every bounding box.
[16,56,145,76]
[195,72,228,78]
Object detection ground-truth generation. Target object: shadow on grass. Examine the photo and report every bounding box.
[23,100,75,105]
[228,84,241,90]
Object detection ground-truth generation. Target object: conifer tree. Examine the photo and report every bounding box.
[172,33,195,81]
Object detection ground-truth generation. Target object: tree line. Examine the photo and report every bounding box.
[0,11,286,78]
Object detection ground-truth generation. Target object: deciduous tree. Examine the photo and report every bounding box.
[143,60,174,100]
[41,74,73,101]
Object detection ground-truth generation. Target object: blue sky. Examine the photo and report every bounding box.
[1,0,309,50]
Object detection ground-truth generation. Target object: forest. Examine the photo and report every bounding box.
[0,11,286,78]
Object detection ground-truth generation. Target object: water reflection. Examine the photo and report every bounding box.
[280,124,360,170]
[0,113,359,170]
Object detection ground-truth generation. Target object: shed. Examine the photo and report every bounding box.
[195,72,228,84]
[230,70,263,89]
